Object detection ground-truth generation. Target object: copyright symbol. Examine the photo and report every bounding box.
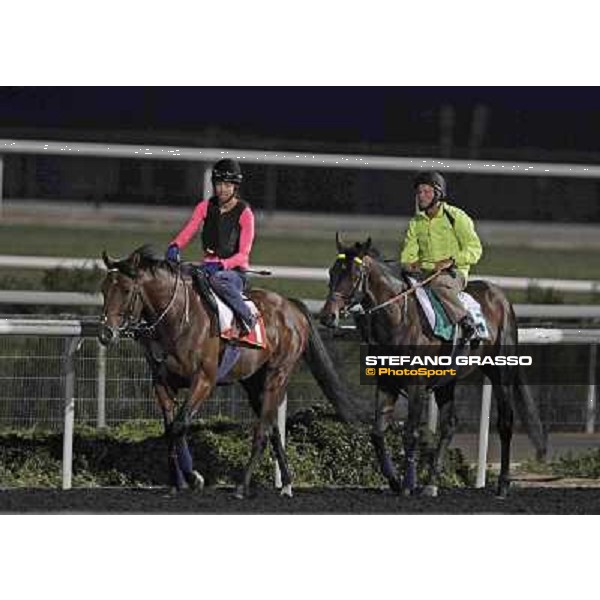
[365,368,376,376]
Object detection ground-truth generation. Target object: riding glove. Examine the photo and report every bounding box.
[166,244,181,263]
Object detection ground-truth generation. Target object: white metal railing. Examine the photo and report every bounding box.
[0,291,102,306]
[3,138,600,179]
[1,317,598,491]
[1,254,599,294]
[2,290,600,321]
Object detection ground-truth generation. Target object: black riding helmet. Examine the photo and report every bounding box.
[212,159,243,185]
[414,171,447,200]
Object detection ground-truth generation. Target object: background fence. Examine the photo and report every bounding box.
[0,322,597,434]
[1,138,599,440]
[3,138,600,222]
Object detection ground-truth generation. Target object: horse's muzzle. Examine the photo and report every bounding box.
[319,310,339,329]
[98,323,119,346]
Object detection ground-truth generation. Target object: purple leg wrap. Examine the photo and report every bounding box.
[382,455,397,480]
[170,456,185,489]
[405,455,417,490]
[176,439,193,475]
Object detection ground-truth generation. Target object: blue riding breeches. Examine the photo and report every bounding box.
[208,270,253,324]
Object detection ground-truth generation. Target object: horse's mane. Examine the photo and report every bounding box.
[129,244,177,275]
[340,242,407,289]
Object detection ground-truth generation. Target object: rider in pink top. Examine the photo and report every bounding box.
[170,195,254,271]
[166,159,257,334]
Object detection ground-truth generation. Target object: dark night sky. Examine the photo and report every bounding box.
[1,86,599,153]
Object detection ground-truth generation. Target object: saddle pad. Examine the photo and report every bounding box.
[410,278,453,341]
[457,291,490,339]
[214,295,267,349]
[409,277,490,342]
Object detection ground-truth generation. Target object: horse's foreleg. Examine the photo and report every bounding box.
[166,431,185,492]
[176,436,204,491]
[163,433,203,493]
[156,385,186,493]
[402,386,426,496]
[371,389,402,493]
[168,375,213,492]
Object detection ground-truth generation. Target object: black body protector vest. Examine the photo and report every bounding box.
[201,197,248,259]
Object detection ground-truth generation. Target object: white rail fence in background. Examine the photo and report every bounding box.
[1,139,599,490]
[1,318,598,490]
[1,254,600,295]
[4,137,600,181]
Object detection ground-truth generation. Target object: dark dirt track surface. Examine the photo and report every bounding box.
[2,486,600,514]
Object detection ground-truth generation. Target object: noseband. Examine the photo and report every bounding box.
[102,265,189,339]
[327,254,369,317]
[328,254,420,318]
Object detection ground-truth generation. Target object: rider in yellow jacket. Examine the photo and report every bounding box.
[400,171,482,342]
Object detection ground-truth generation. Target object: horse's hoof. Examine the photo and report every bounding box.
[402,487,413,497]
[280,484,293,498]
[389,479,403,494]
[422,485,438,497]
[187,471,205,492]
[163,487,179,498]
[496,481,510,499]
[233,486,246,500]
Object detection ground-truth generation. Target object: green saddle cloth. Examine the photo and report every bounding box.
[424,287,455,342]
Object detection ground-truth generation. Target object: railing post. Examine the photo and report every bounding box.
[586,344,597,434]
[62,337,80,490]
[427,391,438,434]
[476,380,493,488]
[203,165,212,199]
[96,340,107,429]
[274,394,287,488]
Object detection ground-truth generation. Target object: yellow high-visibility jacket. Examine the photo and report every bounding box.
[400,202,482,280]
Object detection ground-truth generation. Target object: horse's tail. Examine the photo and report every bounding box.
[513,368,548,461]
[287,298,367,423]
[502,296,548,461]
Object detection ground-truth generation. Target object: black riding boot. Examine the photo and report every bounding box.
[459,314,477,343]
[238,313,258,336]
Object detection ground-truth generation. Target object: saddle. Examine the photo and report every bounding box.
[213,294,266,348]
[407,276,490,343]
[186,265,266,349]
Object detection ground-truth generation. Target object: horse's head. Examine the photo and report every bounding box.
[98,244,176,346]
[320,233,374,329]
[98,248,146,346]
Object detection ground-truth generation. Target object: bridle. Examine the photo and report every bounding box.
[327,253,369,317]
[328,253,410,319]
[102,265,190,340]
[328,253,445,318]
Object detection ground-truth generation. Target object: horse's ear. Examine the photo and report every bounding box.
[130,251,141,271]
[102,251,117,270]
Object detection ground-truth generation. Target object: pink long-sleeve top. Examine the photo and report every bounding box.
[171,199,254,270]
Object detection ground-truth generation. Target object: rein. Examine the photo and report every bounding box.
[363,268,444,315]
[332,258,445,345]
[111,265,190,339]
